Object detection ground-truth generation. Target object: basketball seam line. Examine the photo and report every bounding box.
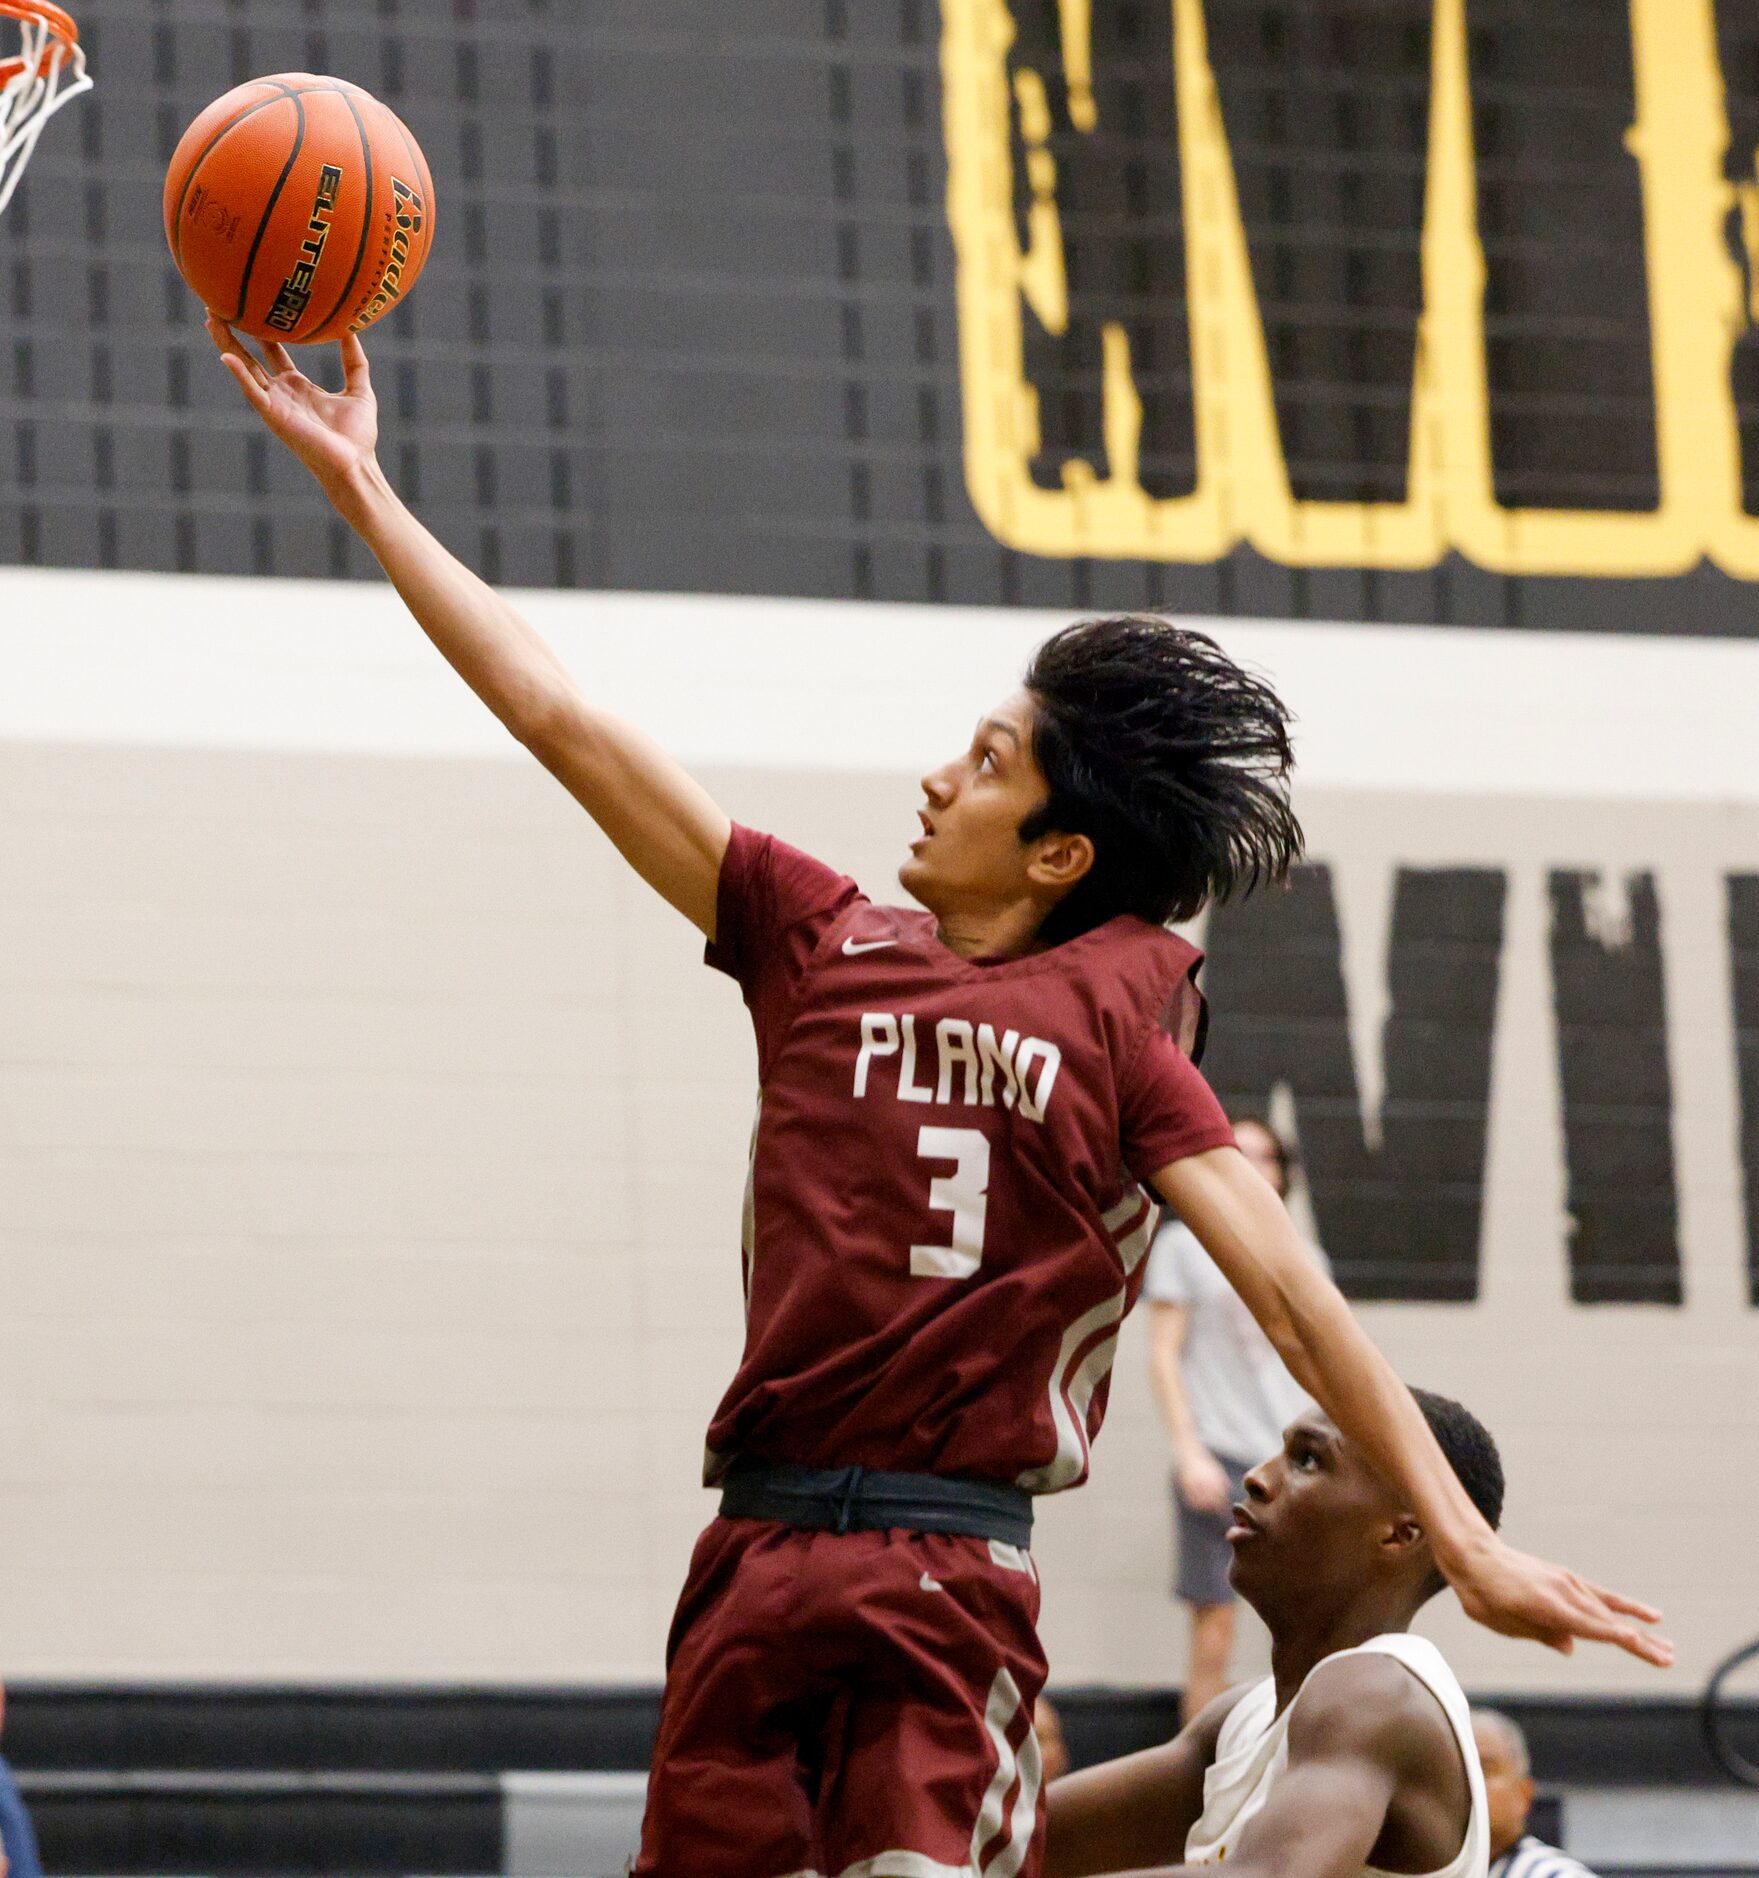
[168,79,297,276]
[305,83,376,341]
[233,90,309,325]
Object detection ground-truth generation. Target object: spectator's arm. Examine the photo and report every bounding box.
[1145,1302,1232,1514]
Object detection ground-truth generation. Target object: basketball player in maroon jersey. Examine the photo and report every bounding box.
[207,323,1668,1878]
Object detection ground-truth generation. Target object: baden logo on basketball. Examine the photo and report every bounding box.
[348,175,426,332]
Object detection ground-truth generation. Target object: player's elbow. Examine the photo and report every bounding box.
[1266,1324,1312,1393]
[1258,1298,1314,1384]
[1254,1241,1343,1382]
[511,683,590,769]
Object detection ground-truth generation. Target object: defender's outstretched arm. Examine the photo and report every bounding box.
[1152,1147,1672,1669]
[1043,1690,1240,1878]
[1056,1652,1461,1878]
[207,322,730,936]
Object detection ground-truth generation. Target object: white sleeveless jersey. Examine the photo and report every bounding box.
[1185,1633,1489,1878]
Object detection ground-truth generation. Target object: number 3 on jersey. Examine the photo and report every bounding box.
[911,1126,990,1279]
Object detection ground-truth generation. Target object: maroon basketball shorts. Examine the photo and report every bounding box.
[634,1515,1048,1877]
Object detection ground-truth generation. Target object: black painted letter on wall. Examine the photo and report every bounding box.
[1201,865,1506,1302]
[1547,872,1680,1304]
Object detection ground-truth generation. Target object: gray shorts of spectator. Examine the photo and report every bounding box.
[1171,1454,1256,1607]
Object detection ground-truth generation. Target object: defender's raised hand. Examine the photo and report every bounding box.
[1448,1533,1672,1667]
[206,319,378,491]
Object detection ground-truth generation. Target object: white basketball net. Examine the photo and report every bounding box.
[0,9,92,217]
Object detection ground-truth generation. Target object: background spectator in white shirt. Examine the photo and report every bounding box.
[1144,1115,1328,1720]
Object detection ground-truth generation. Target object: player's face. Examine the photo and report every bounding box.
[1225,1412,1419,1610]
[899,689,1061,920]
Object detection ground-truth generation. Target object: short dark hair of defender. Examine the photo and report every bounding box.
[1022,615,1304,944]
[1411,1388,1504,1600]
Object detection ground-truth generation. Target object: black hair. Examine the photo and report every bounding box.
[1411,1387,1504,1533]
[1021,615,1303,943]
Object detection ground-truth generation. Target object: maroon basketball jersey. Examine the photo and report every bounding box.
[703,824,1234,1493]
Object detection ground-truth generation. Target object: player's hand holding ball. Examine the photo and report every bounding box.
[206,319,379,497]
[164,72,433,495]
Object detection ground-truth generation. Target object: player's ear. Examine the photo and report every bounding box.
[1026,827,1094,894]
[1383,1512,1424,1558]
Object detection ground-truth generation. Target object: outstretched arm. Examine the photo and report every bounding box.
[1044,1690,1240,1878]
[207,321,730,936]
[1059,1654,1459,1878]
[1151,1146,1670,1668]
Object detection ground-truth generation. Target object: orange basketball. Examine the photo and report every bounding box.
[163,74,435,344]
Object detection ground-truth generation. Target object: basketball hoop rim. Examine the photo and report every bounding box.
[0,0,81,44]
[0,1,81,85]
[0,0,89,218]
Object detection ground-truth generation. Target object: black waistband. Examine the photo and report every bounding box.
[718,1459,1034,1549]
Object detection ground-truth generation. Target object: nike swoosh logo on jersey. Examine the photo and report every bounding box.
[842,936,899,955]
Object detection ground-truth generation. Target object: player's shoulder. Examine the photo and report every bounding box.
[1288,1649,1457,1767]
[731,822,862,906]
[1187,1676,1261,1757]
[1071,913,1200,969]
[1032,915,1204,1022]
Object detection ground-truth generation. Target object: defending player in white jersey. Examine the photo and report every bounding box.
[1046,1394,1501,1878]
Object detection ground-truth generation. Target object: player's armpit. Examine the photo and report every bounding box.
[518,695,731,939]
[1043,1687,1243,1878]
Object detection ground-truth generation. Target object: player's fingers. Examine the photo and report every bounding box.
[201,312,242,363]
[218,350,273,415]
[1564,1574,1658,1633]
[262,339,299,377]
[1557,1585,1674,1666]
[1626,1631,1675,1667]
[1584,1619,1672,1667]
[340,330,372,394]
[204,316,269,390]
[1582,1581,1665,1625]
